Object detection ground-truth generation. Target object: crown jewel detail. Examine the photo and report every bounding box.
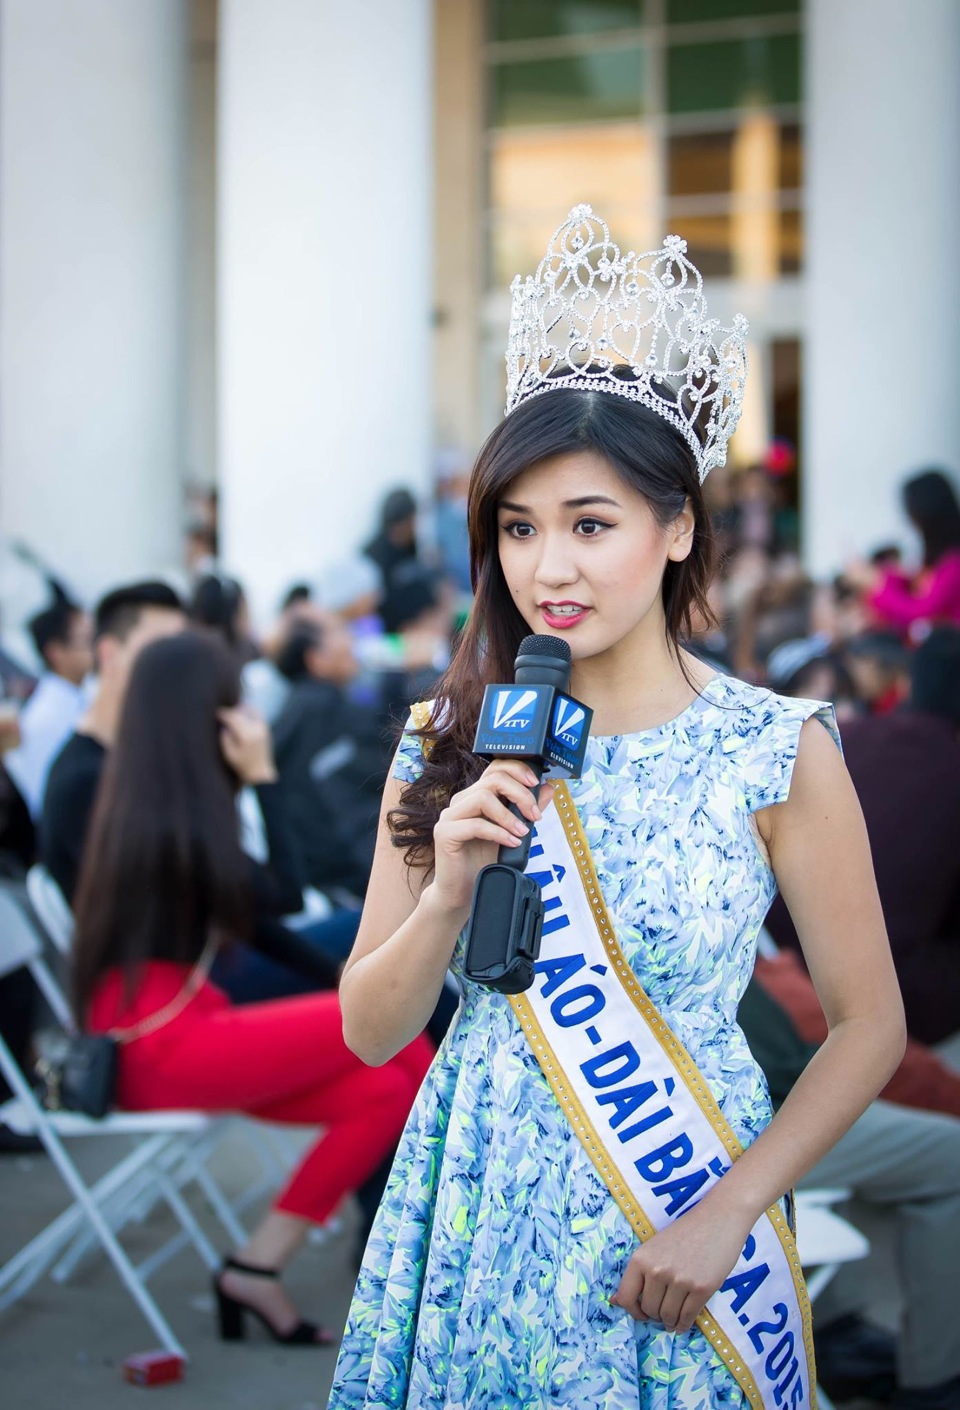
[505,204,749,481]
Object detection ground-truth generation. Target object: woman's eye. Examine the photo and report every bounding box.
[502,521,535,539]
[575,517,611,537]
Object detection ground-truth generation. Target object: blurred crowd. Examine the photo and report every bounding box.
[0,453,959,1380]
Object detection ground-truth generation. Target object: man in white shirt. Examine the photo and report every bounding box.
[5,599,93,819]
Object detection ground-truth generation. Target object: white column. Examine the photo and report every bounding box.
[0,0,187,604]
[218,0,433,623]
[804,0,960,576]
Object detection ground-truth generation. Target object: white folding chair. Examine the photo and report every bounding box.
[17,878,258,1266]
[19,874,319,1263]
[25,863,73,956]
[795,1189,871,1410]
[22,868,289,1263]
[0,884,316,1357]
[0,893,210,1356]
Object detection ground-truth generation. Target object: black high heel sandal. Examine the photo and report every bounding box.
[214,1256,338,1346]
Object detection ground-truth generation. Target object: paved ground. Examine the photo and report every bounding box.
[0,1123,898,1410]
[0,1128,353,1410]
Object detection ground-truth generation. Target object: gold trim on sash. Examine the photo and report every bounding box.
[510,780,817,1409]
[511,994,766,1409]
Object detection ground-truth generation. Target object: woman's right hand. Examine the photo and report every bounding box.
[429,761,553,917]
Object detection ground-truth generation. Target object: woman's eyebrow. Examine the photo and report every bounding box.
[498,494,621,513]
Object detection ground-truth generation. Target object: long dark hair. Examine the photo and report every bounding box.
[902,469,960,568]
[390,389,716,869]
[72,631,252,1020]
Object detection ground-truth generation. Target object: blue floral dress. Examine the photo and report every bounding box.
[328,674,839,1410]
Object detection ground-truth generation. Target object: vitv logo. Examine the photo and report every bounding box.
[551,697,586,749]
[491,688,538,731]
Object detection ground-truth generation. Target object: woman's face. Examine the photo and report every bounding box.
[496,450,693,666]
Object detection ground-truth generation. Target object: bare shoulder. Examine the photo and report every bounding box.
[756,713,852,846]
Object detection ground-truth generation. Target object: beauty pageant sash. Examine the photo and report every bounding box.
[509,782,816,1410]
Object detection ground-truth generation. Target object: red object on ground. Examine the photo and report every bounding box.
[121,1351,186,1387]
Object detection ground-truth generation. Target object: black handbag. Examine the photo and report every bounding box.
[36,1033,118,1120]
[35,936,217,1121]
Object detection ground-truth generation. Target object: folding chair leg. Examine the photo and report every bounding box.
[0,1103,188,1358]
[44,1126,187,1356]
[0,1134,171,1308]
[177,1147,248,1247]
[131,1154,249,1282]
[52,1141,219,1286]
[151,1168,220,1272]
[51,1136,192,1283]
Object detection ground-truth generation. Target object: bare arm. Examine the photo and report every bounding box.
[709,718,904,1209]
[340,756,552,1065]
[615,717,906,1332]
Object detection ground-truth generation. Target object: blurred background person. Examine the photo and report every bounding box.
[840,631,911,715]
[0,695,41,1154]
[362,486,446,637]
[272,614,381,907]
[737,970,960,1407]
[40,580,186,905]
[71,629,432,1345]
[3,598,93,821]
[190,572,257,664]
[432,452,472,598]
[767,626,960,1054]
[847,469,960,637]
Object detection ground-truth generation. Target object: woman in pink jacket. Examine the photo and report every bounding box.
[855,469,960,637]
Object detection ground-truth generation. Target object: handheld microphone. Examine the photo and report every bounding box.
[462,634,592,993]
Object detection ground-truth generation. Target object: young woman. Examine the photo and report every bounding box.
[72,630,433,1346]
[328,212,905,1409]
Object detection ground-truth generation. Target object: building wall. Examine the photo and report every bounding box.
[433,0,486,458]
[804,0,960,574]
[216,0,434,620]
[0,0,188,602]
[185,0,219,494]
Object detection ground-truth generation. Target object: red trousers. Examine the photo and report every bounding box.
[88,963,433,1224]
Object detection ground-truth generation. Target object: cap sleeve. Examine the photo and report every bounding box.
[738,693,841,814]
[391,699,436,786]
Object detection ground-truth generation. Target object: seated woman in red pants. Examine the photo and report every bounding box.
[71,630,433,1347]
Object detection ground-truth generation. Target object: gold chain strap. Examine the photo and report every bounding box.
[107,936,218,1045]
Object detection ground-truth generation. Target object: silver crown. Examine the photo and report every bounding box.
[505,204,749,481]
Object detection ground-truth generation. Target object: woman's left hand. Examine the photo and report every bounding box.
[217,705,278,785]
[611,1201,754,1335]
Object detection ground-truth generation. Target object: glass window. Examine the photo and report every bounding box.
[666,214,733,278]
[491,209,658,288]
[668,132,734,198]
[665,0,799,21]
[492,47,647,127]
[779,207,802,274]
[665,205,801,281]
[667,33,801,114]
[669,123,801,199]
[491,0,643,44]
[778,122,802,190]
[491,123,656,222]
